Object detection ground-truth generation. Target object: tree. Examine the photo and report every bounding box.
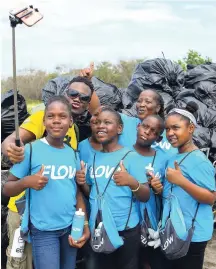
[177,50,212,70]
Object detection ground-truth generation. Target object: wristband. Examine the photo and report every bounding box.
[84,221,89,226]
[131,182,140,193]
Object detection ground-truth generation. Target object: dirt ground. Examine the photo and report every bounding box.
[203,228,216,269]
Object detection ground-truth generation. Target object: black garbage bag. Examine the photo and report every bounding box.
[193,126,212,148]
[42,75,75,105]
[194,82,216,111]
[91,77,122,110]
[117,88,132,109]
[210,128,216,149]
[126,58,185,103]
[120,102,137,117]
[175,89,216,129]
[185,63,216,87]
[1,90,29,143]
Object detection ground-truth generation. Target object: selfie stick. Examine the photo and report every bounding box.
[9,6,42,147]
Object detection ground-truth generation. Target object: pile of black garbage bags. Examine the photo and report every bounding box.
[41,58,216,163]
[120,59,216,163]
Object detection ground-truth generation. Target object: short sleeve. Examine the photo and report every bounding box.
[189,161,216,191]
[10,144,31,179]
[21,111,45,139]
[126,153,147,184]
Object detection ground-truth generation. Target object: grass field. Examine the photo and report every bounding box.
[26,99,42,113]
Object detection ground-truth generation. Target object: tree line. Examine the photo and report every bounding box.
[1,50,212,101]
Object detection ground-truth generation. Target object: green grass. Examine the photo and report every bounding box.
[26,100,42,113]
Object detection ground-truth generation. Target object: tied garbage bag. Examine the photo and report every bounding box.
[127,58,185,103]
[42,75,75,105]
[1,90,29,143]
[175,90,216,129]
[91,77,122,110]
[185,63,216,87]
[194,82,216,111]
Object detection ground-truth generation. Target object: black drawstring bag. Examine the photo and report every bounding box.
[159,150,200,260]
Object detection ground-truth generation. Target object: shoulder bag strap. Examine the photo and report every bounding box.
[169,149,200,223]
[170,149,198,193]
[191,203,200,228]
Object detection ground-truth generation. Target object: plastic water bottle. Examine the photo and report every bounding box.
[10,227,25,258]
[145,163,154,182]
[71,208,85,241]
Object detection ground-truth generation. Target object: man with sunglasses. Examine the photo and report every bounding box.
[2,73,99,163]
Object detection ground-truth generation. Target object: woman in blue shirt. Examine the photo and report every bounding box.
[162,102,216,269]
[3,96,90,269]
[76,106,150,269]
[119,89,177,156]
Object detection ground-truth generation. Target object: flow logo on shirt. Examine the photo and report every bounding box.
[152,141,171,150]
[43,165,76,180]
[89,165,120,179]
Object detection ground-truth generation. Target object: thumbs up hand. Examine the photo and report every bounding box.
[166,161,184,185]
[113,161,137,188]
[76,161,86,186]
[24,165,48,191]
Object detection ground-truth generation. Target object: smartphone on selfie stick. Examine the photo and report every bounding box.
[9,6,43,146]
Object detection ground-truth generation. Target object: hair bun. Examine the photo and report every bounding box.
[185,101,198,115]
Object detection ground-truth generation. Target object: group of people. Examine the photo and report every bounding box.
[2,66,216,269]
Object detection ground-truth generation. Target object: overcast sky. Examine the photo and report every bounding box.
[1,0,216,78]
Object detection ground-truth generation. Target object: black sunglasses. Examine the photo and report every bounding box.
[67,89,91,103]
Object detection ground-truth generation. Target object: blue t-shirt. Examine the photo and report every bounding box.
[86,147,147,231]
[10,139,80,231]
[163,150,216,242]
[119,113,177,156]
[78,138,97,164]
[132,147,168,226]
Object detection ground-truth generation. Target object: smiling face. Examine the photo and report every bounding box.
[136,90,161,121]
[165,114,194,148]
[43,101,72,139]
[137,116,163,147]
[95,111,123,145]
[65,82,91,116]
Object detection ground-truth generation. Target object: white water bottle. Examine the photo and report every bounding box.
[71,208,85,241]
[10,227,25,258]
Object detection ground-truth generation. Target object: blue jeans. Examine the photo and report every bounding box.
[30,224,77,269]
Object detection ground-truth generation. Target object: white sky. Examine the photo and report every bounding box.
[1,0,216,78]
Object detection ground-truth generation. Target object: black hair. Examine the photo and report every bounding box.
[97,106,123,126]
[166,101,198,124]
[68,76,94,95]
[139,89,165,119]
[142,114,165,135]
[45,95,72,117]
